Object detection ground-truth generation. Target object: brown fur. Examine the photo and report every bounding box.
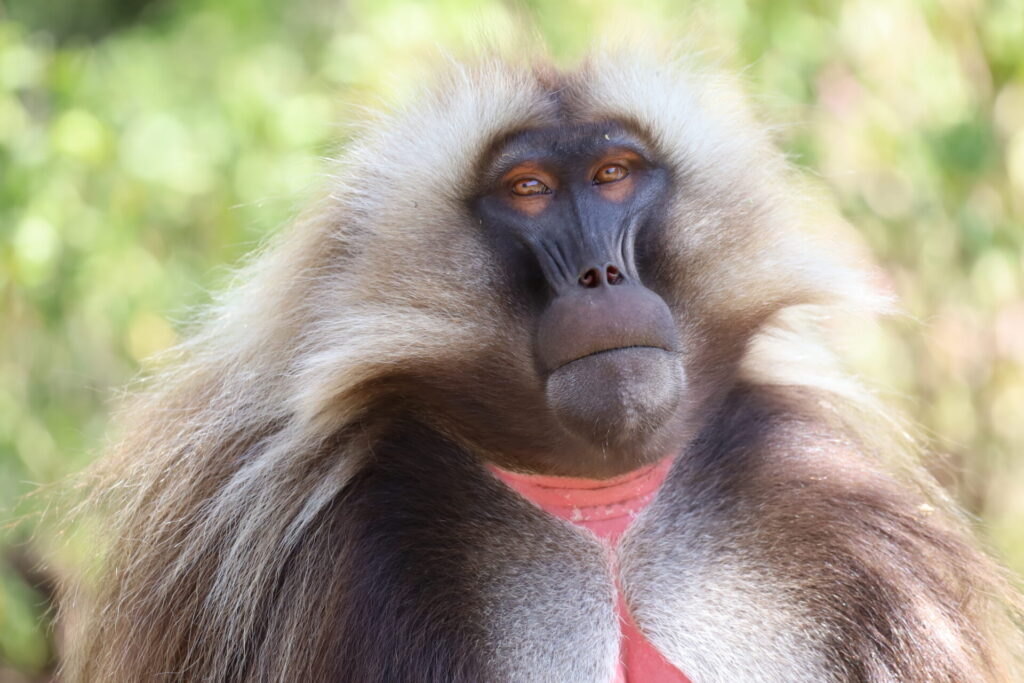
[64,48,1022,681]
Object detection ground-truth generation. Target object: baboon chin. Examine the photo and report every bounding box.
[544,346,685,450]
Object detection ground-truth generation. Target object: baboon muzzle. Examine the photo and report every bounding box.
[535,272,680,373]
[534,252,685,449]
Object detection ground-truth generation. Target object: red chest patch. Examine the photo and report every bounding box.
[490,457,692,683]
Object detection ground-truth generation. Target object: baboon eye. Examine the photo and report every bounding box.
[511,178,552,196]
[593,164,629,184]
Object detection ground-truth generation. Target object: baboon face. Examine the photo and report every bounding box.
[339,62,825,478]
[471,121,687,472]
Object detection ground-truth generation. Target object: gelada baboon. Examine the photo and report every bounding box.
[67,49,1022,682]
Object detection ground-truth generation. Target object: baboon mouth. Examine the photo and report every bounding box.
[555,344,672,371]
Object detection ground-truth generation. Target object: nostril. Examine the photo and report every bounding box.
[606,265,622,285]
[579,268,600,288]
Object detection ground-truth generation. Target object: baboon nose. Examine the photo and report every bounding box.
[578,264,625,288]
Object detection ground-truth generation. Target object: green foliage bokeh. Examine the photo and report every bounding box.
[1,0,1023,677]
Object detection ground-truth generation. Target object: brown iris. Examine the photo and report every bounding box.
[593,164,628,184]
[511,178,551,196]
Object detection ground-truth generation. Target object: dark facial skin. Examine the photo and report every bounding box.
[474,123,686,469]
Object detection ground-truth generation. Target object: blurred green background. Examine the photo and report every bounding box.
[1,0,1022,678]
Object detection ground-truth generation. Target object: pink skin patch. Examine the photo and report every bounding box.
[490,456,692,683]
